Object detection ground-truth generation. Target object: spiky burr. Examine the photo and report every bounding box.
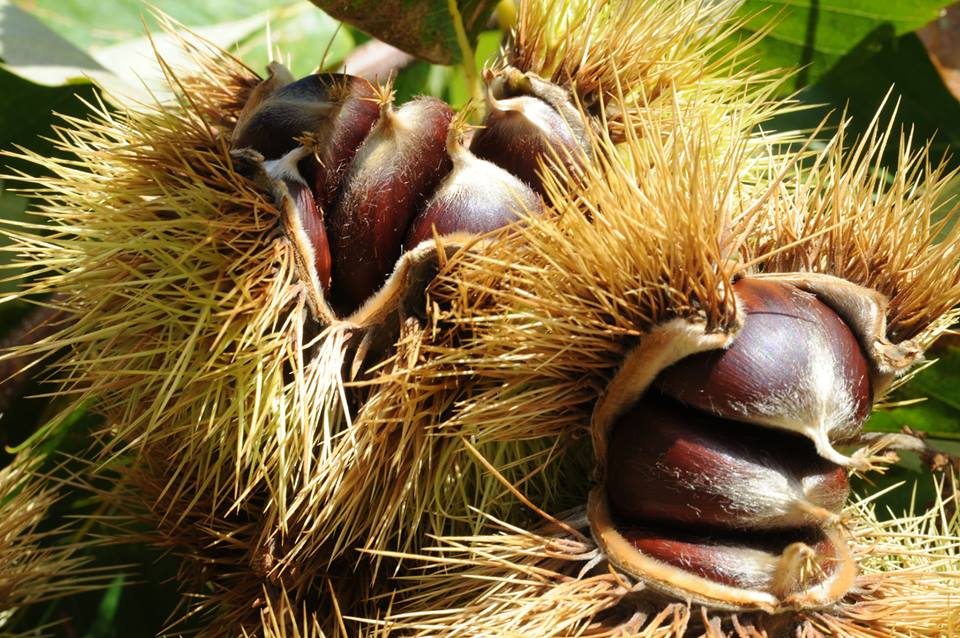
[0,2,958,637]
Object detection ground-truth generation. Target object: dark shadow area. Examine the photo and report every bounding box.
[795,0,819,89]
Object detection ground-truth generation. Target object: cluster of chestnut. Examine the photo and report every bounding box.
[597,278,870,605]
[233,64,873,608]
[231,67,586,315]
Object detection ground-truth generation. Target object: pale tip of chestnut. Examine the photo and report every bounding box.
[263,146,312,183]
[808,428,876,472]
[792,500,844,529]
[771,541,820,599]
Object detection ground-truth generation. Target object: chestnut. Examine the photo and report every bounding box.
[264,148,332,293]
[403,116,543,250]
[469,93,586,198]
[327,95,454,314]
[283,177,332,293]
[654,278,872,466]
[605,393,849,531]
[620,524,840,598]
[591,276,869,610]
[231,72,379,172]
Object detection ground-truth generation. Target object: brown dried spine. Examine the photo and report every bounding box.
[328,94,454,314]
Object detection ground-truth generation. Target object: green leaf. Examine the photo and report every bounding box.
[0,181,30,296]
[733,0,949,90]
[0,63,99,201]
[0,64,100,209]
[868,398,960,440]
[393,59,441,103]
[307,0,499,64]
[82,575,125,638]
[87,13,274,105]
[234,3,356,78]
[3,1,314,100]
[0,181,26,218]
[0,1,114,86]
[445,29,502,107]
[761,28,960,171]
[13,0,299,50]
[866,347,960,440]
[0,65,99,321]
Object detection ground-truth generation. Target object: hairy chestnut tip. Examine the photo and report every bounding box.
[654,277,872,464]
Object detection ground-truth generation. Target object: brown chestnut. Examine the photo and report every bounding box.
[284,176,332,293]
[232,73,379,167]
[403,117,543,250]
[620,523,840,598]
[300,77,382,215]
[469,93,585,198]
[605,393,848,531]
[591,276,866,610]
[654,278,872,466]
[328,95,454,314]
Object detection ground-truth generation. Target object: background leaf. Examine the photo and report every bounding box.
[867,346,960,441]
[734,0,948,89]
[764,29,960,170]
[727,2,960,171]
[307,0,499,64]
[15,0,297,50]
[0,66,100,312]
[0,1,113,86]
[234,2,356,78]
[4,0,355,101]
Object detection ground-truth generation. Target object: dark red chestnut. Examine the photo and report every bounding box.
[284,176,332,293]
[470,93,586,198]
[593,277,866,610]
[606,393,848,531]
[403,118,543,250]
[654,278,872,466]
[232,72,379,174]
[264,148,332,292]
[620,524,839,597]
[328,95,454,314]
